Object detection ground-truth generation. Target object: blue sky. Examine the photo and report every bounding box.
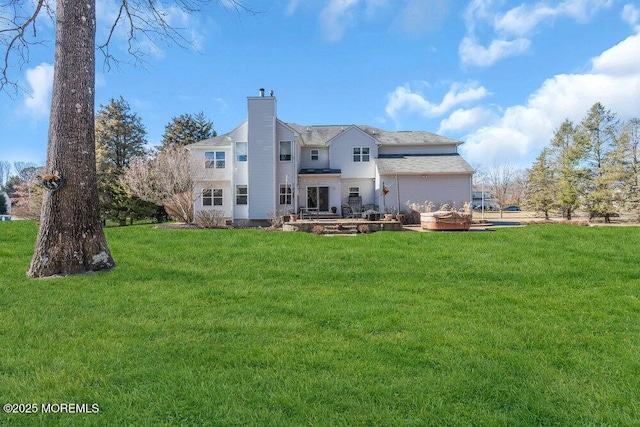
[1,0,639,171]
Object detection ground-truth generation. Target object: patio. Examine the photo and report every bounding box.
[282,217,403,234]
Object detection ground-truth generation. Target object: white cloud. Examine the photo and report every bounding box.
[319,0,360,43]
[622,3,640,31]
[389,0,449,36]
[495,0,614,36]
[591,32,640,75]
[286,0,300,16]
[438,107,494,134]
[459,36,530,67]
[318,0,388,42]
[494,4,558,36]
[299,0,444,42]
[557,0,614,22]
[460,33,640,168]
[23,63,54,117]
[461,0,613,67]
[385,81,490,125]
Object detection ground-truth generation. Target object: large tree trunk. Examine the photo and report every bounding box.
[28,0,114,277]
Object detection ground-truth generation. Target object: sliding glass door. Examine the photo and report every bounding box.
[307,186,329,211]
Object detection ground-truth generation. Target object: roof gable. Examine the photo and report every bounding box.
[326,125,378,147]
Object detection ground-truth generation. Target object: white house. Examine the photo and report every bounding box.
[188,89,474,225]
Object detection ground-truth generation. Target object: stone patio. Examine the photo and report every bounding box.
[282,218,403,234]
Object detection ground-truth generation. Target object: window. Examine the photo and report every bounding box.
[353,147,370,162]
[348,187,360,198]
[202,188,223,206]
[236,185,247,205]
[202,189,212,206]
[310,149,319,161]
[279,184,292,205]
[236,142,247,162]
[280,141,292,161]
[205,151,225,169]
[212,189,223,205]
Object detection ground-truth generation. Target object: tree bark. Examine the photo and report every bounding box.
[28,0,114,277]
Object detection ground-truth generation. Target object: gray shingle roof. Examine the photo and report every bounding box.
[286,124,463,147]
[286,124,346,146]
[188,134,233,147]
[187,122,464,150]
[376,155,474,175]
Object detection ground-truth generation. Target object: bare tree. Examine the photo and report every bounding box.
[0,161,13,188]
[13,161,38,182]
[486,162,519,218]
[122,147,200,223]
[1,0,248,277]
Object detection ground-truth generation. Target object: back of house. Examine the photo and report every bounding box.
[188,89,474,226]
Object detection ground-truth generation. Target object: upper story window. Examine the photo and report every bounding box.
[353,147,370,162]
[203,188,223,206]
[236,142,247,162]
[280,141,292,161]
[236,185,248,205]
[310,149,319,161]
[205,151,225,169]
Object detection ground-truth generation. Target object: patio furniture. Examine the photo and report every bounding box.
[348,196,362,217]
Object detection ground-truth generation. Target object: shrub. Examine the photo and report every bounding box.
[268,209,290,229]
[195,210,226,228]
[357,224,371,234]
[405,200,435,224]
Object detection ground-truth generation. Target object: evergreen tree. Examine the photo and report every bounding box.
[617,118,640,220]
[578,103,620,223]
[95,97,152,225]
[0,191,7,215]
[548,119,585,220]
[160,111,216,149]
[524,148,555,219]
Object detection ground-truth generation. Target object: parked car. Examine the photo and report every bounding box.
[504,206,521,211]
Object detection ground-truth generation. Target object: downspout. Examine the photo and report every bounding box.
[231,142,235,224]
[293,135,298,215]
[396,173,400,214]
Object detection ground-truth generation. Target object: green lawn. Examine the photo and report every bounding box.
[1,221,639,426]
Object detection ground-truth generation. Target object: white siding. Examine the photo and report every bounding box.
[298,176,341,211]
[232,125,249,220]
[378,174,472,214]
[340,178,376,207]
[247,96,277,220]
[275,122,299,214]
[329,127,377,179]
[190,147,233,182]
[194,181,233,218]
[300,147,330,169]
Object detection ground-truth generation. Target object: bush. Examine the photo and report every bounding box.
[268,209,291,229]
[195,210,226,228]
[357,224,371,234]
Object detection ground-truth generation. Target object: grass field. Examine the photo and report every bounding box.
[1,221,639,426]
